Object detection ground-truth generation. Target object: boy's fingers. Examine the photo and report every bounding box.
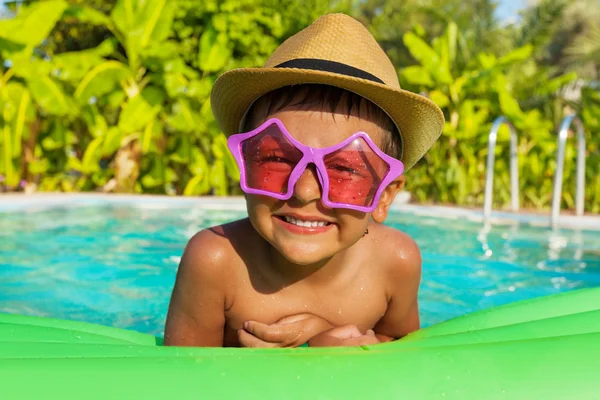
[358,333,380,345]
[237,329,277,348]
[243,321,269,338]
[324,324,363,339]
[244,321,290,343]
[275,313,313,324]
[245,320,308,345]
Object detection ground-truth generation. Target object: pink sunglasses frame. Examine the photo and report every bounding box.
[227,118,404,212]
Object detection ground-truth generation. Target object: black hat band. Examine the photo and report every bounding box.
[274,59,385,85]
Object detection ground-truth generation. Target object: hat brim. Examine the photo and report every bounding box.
[211,67,444,170]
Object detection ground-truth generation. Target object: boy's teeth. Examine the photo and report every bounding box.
[283,216,328,227]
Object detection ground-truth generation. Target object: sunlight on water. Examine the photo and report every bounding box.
[1,203,599,336]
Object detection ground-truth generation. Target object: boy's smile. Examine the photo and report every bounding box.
[273,213,334,234]
[244,99,399,266]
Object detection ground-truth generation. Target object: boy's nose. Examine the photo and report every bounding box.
[292,165,322,204]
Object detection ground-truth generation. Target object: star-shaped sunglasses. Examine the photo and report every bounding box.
[227,118,404,212]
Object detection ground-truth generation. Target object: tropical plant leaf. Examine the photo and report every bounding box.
[111,0,175,70]
[210,159,227,195]
[140,0,175,47]
[498,91,523,120]
[446,21,458,66]
[498,45,534,65]
[1,122,15,186]
[0,37,25,57]
[101,127,125,156]
[41,123,67,150]
[141,157,165,188]
[478,53,497,69]
[189,147,208,176]
[187,79,213,100]
[9,52,53,79]
[53,54,105,82]
[52,40,117,82]
[400,66,434,87]
[536,72,578,96]
[199,28,232,73]
[27,76,73,116]
[81,136,104,174]
[430,90,450,108]
[62,5,113,26]
[0,0,67,47]
[81,104,108,138]
[404,31,438,67]
[170,134,192,164]
[12,88,32,158]
[141,118,163,154]
[167,99,204,133]
[74,61,132,104]
[210,133,239,182]
[27,158,50,175]
[118,94,160,133]
[403,31,452,84]
[183,172,210,196]
[495,75,523,119]
[163,72,189,98]
[142,41,180,60]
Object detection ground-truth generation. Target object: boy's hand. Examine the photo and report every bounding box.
[307,324,381,347]
[238,313,333,348]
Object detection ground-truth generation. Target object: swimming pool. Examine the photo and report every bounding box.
[1,195,599,336]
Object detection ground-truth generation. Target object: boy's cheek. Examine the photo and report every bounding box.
[245,194,278,216]
[245,196,276,235]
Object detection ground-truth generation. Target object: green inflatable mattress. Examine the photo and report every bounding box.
[1,287,599,399]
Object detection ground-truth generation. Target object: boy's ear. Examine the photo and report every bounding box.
[371,176,406,223]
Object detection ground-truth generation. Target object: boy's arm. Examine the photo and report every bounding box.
[164,230,229,347]
[373,232,422,341]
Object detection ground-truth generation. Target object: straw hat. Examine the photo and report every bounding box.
[211,13,444,170]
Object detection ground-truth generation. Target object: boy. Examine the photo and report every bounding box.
[164,13,444,347]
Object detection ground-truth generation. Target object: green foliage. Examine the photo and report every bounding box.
[0,0,345,195]
[0,0,598,214]
[579,85,600,213]
[399,21,596,211]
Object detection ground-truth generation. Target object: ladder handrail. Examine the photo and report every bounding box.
[483,116,519,222]
[551,114,586,229]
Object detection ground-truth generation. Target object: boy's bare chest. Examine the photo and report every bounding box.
[223,273,388,336]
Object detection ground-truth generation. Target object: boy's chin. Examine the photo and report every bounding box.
[282,254,331,266]
[274,239,358,266]
[275,243,337,266]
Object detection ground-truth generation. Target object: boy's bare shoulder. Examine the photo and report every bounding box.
[165,219,260,346]
[178,218,260,285]
[368,223,422,282]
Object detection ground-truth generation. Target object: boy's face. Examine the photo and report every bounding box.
[244,101,405,266]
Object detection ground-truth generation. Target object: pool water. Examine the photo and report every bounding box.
[1,201,599,336]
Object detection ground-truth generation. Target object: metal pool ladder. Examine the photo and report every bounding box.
[483,116,519,223]
[551,114,586,229]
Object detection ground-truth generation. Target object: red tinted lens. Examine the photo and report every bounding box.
[323,137,389,207]
[242,124,303,194]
